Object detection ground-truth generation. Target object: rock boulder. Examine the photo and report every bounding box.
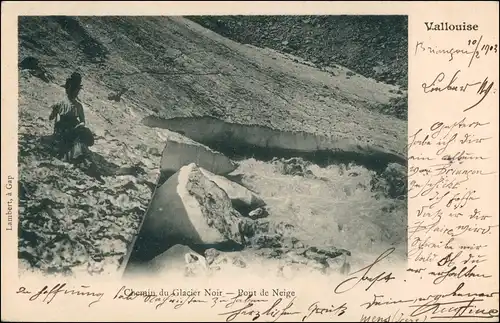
[199,167,265,214]
[124,163,250,271]
[147,244,208,276]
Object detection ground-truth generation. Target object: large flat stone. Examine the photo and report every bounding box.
[157,137,238,183]
[124,163,248,271]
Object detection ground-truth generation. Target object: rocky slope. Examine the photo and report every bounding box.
[189,15,408,86]
[17,16,407,278]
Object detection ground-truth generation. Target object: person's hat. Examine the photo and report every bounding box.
[64,72,83,90]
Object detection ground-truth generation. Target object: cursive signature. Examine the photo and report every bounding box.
[422,70,482,94]
[421,70,495,112]
[410,298,499,319]
[334,248,396,294]
[429,265,492,285]
[218,297,300,322]
[211,293,268,309]
[18,283,104,307]
[464,77,495,112]
[414,41,474,62]
[301,301,347,321]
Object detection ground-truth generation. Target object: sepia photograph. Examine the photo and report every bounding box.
[17,15,408,280]
[4,1,499,321]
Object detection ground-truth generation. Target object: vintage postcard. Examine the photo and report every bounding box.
[1,1,498,321]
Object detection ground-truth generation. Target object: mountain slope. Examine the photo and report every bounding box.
[189,15,408,89]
